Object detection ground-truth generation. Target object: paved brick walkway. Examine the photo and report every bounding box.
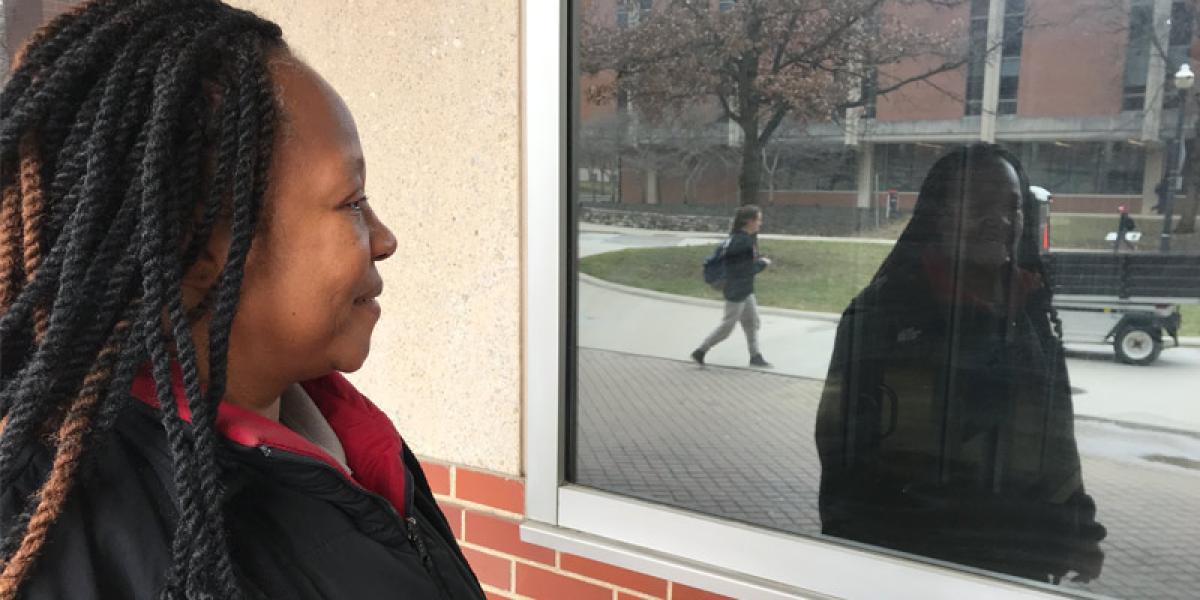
[574,348,1200,599]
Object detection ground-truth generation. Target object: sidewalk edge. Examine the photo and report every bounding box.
[579,274,843,324]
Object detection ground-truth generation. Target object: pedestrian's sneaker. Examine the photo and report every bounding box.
[690,349,706,366]
[750,354,772,368]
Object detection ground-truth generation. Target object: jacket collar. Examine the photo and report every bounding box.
[130,363,409,518]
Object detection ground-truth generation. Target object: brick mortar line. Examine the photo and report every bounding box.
[460,541,665,600]
[416,457,523,483]
[481,582,535,600]
[435,494,525,520]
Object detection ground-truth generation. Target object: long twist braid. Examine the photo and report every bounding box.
[0,3,284,599]
[17,136,48,340]
[0,314,133,600]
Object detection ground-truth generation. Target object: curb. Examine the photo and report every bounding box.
[579,223,897,245]
[578,273,843,324]
[579,274,1200,345]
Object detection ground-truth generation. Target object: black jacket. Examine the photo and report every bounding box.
[815,261,1105,583]
[722,231,766,302]
[1,370,485,600]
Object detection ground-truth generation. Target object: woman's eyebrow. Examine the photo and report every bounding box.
[344,154,365,178]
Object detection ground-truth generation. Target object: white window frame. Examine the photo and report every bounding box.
[520,1,1097,598]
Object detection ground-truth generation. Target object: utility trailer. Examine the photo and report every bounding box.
[1044,252,1200,365]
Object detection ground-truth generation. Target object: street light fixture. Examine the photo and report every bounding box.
[1160,63,1194,253]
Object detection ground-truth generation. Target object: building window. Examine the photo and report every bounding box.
[1006,141,1144,194]
[998,0,1025,114]
[1122,0,1154,111]
[772,146,858,192]
[965,0,989,115]
[966,0,1025,116]
[618,0,653,28]
[719,0,736,13]
[1164,1,1195,108]
[861,68,878,120]
[1125,1,1195,111]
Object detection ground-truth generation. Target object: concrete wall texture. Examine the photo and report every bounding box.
[229,0,524,475]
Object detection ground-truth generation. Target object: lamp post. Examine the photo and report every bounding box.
[1160,63,1194,253]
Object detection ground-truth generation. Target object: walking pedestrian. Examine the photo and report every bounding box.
[1114,204,1137,253]
[691,205,773,368]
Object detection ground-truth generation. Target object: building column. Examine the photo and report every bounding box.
[979,0,1006,142]
[1143,146,1165,215]
[645,168,659,205]
[856,143,875,229]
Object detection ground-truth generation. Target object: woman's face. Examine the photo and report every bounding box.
[941,157,1024,271]
[227,56,397,382]
[745,213,763,234]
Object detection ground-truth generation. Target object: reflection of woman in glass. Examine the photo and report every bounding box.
[816,144,1106,584]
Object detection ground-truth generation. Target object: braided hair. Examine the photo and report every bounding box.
[0,1,283,598]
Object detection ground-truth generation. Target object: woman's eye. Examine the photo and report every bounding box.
[347,197,367,212]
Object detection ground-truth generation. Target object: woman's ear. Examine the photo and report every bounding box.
[181,222,233,308]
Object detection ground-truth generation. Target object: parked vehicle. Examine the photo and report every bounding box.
[1045,252,1198,364]
[1035,185,1200,365]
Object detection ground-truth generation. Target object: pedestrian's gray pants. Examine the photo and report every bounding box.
[699,294,761,356]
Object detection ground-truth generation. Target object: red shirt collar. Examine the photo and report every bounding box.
[131,363,409,517]
[920,247,1042,314]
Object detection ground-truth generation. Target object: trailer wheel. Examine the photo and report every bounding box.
[1114,325,1162,365]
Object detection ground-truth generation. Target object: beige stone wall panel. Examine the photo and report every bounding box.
[231,0,522,475]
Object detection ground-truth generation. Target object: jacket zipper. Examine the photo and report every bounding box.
[255,446,456,598]
[405,514,452,600]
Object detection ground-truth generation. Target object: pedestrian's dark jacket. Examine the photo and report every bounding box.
[723,230,766,302]
[1,367,486,600]
[1118,213,1136,234]
[815,253,1106,584]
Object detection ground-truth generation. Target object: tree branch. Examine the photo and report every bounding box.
[759,104,790,145]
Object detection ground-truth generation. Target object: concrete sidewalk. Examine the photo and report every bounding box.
[579,270,1200,432]
[575,348,1200,600]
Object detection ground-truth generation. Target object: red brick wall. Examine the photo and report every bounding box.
[420,458,734,600]
[1016,0,1126,118]
[875,0,970,122]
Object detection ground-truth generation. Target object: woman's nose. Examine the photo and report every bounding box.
[370,214,397,261]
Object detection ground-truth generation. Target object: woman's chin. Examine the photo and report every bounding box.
[332,344,372,373]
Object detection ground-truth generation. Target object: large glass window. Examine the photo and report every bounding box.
[573,0,1200,598]
[1123,0,1154,111]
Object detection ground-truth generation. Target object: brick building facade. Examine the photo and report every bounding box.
[580,0,1198,216]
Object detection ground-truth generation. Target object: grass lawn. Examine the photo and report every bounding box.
[580,239,1200,336]
[1182,305,1200,337]
[580,240,891,314]
[854,213,1195,251]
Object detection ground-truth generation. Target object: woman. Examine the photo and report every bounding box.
[692,204,772,368]
[815,145,1106,584]
[0,1,484,598]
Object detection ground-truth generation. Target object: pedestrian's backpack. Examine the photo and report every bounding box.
[703,237,732,289]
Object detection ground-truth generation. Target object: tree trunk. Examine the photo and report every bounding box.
[738,119,763,205]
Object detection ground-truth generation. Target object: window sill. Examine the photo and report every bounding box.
[522,485,1077,600]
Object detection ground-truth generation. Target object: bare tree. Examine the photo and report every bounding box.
[581,0,967,204]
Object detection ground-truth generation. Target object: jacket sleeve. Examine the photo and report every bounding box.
[0,437,174,600]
